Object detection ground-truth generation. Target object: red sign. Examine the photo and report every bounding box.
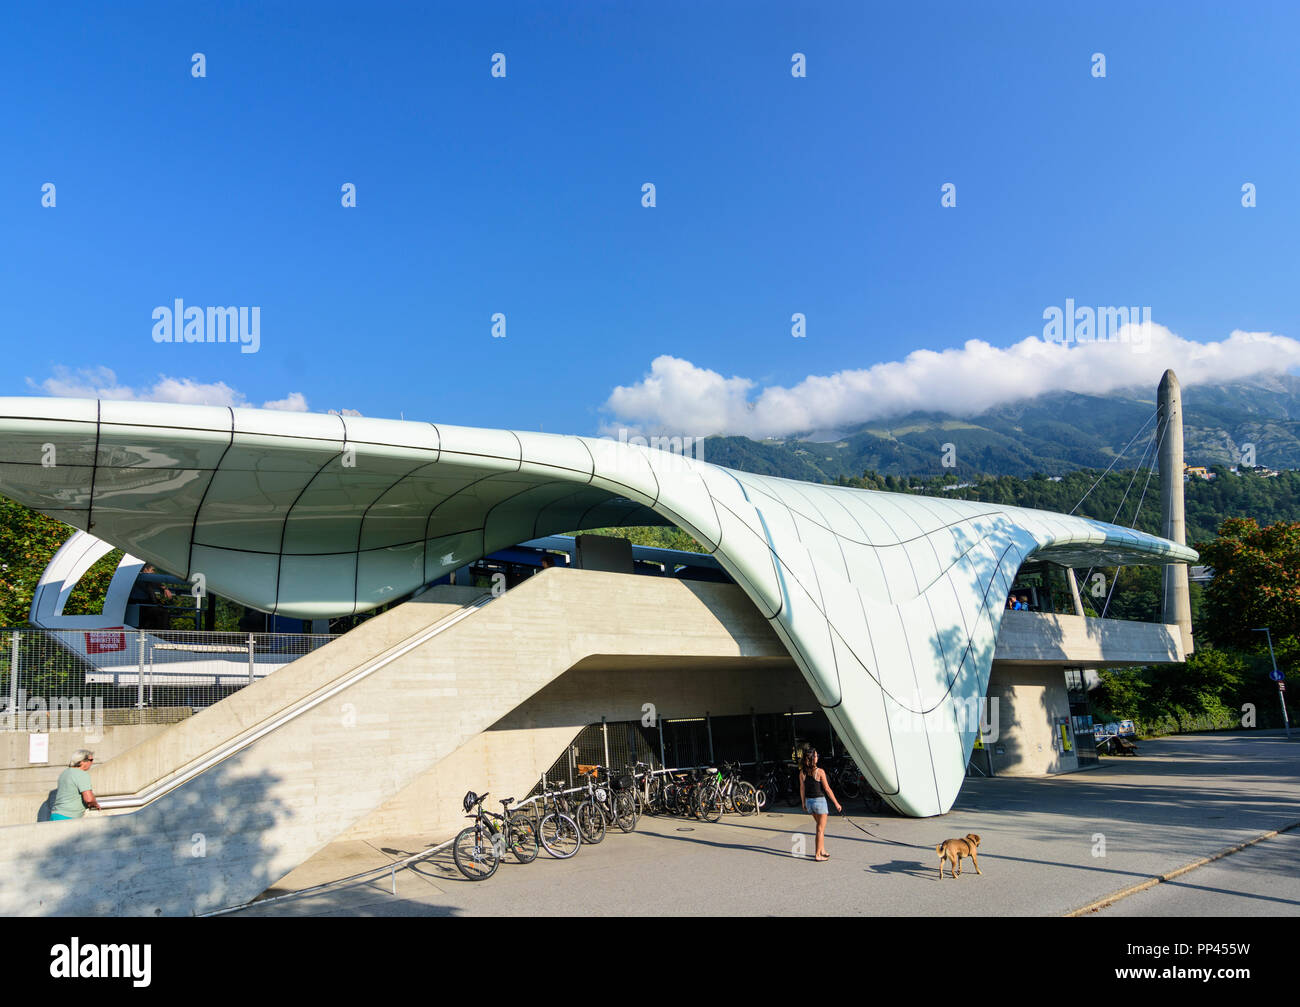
[85,629,127,654]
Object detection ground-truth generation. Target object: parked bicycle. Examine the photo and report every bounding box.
[825,753,863,801]
[711,760,758,816]
[575,766,637,841]
[453,791,538,880]
[694,766,725,822]
[645,765,677,816]
[629,761,656,815]
[753,759,795,808]
[604,765,640,831]
[536,780,582,859]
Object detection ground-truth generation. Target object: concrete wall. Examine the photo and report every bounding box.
[0,590,483,828]
[340,658,810,843]
[984,664,1076,776]
[985,610,1188,776]
[0,723,174,809]
[0,570,789,916]
[993,611,1185,666]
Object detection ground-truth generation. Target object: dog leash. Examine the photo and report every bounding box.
[837,807,932,850]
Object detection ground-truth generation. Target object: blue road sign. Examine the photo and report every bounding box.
[1270,669,1285,682]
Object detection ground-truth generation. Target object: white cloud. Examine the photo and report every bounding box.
[602,324,1300,439]
[27,366,310,412]
[262,392,310,412]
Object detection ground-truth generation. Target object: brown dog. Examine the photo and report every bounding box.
[935,834,982,879]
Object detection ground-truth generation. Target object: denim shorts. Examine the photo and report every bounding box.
[805,797,829,815]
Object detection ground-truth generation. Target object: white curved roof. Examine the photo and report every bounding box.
[0,397,1196,815]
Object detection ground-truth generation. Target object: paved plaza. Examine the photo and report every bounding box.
[230,733,1300,917]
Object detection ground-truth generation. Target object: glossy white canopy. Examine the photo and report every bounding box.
[0,397,1196,815]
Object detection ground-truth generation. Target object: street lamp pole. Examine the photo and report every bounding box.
[1253,627,1291,740]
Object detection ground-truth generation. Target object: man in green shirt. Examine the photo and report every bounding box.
[50,749,101,820]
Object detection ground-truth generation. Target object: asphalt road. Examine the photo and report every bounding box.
[231,732,1300,917]
[1091,828,1300,917]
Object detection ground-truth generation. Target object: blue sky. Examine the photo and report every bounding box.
[4,1,1300,437]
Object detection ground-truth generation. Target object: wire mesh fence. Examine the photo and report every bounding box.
[0,627,338,727]
[525,708,841,798]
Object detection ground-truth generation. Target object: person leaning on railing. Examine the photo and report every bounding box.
[50,749,102,821]
[131,564,175,629]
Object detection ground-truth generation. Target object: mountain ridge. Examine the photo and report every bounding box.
[699,375,1300,480]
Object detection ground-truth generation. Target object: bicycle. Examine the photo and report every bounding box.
[574,769,609,843]
[753,759,789,809]
[645,765,676,816]
[537,780,582,859]
[662,768,699,818]
[626,761,656,818]
[691,766,724,823]
[453,791,538,880]
[715,760,758,816]
[826,754,863,801]
[600,765,639,832]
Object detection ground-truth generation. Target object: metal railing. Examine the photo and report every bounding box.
[0,627,339,725]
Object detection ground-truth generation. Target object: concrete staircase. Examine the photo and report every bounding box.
[0,570,792,915]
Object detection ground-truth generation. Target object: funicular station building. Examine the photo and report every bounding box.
[0,373,1196,915]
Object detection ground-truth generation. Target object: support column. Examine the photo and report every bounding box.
[1066,568,1085,617]
[1157,369,1194,656]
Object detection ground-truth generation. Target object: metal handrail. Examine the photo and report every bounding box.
[96,594,493,811]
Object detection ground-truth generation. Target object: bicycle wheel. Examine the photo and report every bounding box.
[538,812,581,858]
[509,814,540,864]
[696,784,723,823]
[453,824,499,880]
[576,801,606,844]
[732,781,758,816]
[614,791,637,832]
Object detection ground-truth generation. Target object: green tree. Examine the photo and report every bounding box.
[1148,647,1245,720]
[1091,668,1146,721]
[0,497,79,626]
[1196,517,1300,651]
[1,499,149,627]
[570,526,707,554]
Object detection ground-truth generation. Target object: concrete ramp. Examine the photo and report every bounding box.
[0,570,786,916]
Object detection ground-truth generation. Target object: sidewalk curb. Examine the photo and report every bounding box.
[1065,819,1300,917]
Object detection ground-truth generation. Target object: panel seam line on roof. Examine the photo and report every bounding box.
[185,405,236,580]
[272,413,348,614]
[86,399,101,533]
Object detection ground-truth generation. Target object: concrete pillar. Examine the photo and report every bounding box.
[1157,370,1194,656]
[1066,568,1085,617]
